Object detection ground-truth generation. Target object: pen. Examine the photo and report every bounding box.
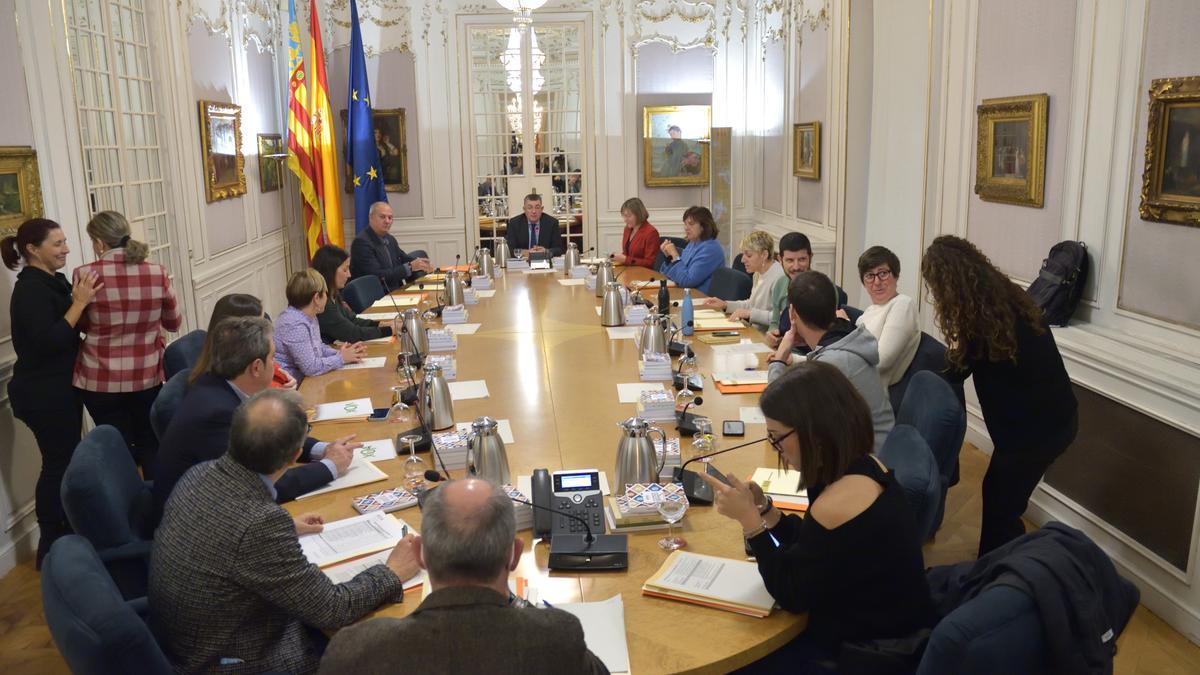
[542,600,554,608]
[401,525,408,538]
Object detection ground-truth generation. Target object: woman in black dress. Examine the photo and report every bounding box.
[922,234,1077,555]
[2,219,101,565]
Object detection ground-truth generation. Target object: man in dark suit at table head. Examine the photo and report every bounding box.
[151,389,421,675]
[350,201,434,290]
[153,316,356,520]
[505,192,565,260]
[318,478,608,674]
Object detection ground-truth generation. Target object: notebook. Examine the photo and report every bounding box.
[642,550,775,618]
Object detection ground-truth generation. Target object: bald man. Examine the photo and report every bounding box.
[349,202,434,290]
[319,479,608,674]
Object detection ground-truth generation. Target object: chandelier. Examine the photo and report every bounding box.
[507,96,544,135]
[495,0,548,30]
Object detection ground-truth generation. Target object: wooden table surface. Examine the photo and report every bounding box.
[291,265,805,674]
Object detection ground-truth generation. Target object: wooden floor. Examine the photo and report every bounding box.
[2,444,1199,674]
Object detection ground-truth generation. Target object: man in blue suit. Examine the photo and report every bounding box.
[350,201,433,289]
[153,316,356,520]
[505,193,563,259]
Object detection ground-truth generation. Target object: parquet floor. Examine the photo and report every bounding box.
[2,444,1198,674]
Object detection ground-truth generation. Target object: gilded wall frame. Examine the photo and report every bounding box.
[792,121,821,180]
[643,105,711,187]
[257,134,283,193]
[340,107,410,193]
[0,147,44,237]
[198,100,247,203]
[974,93,1048,208]
[1139,76,1200,227]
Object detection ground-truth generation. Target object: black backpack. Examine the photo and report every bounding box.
[1027,241,1088,326]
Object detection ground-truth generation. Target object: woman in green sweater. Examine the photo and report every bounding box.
[311,244,396,344]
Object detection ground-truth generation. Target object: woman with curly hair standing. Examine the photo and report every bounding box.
[922,235,1077,556]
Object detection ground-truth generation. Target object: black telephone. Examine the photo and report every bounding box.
[531,468,605,539]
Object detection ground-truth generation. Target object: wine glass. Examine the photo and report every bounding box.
[675,346,698,406]
[692,417,716,464]
[400,433,427,492]
[657,497,689,551]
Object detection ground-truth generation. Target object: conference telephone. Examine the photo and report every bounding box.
[531,468,605,539]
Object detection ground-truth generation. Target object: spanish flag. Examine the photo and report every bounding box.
[307,0,343,249]
[285,0,322,257]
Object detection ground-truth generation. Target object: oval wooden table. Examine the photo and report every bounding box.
[290,265,806,674]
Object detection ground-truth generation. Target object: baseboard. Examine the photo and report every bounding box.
[0,518,38,577]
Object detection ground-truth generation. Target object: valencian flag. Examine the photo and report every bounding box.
[307,0,344,250]
[346,0,387,233]
[285,0,324,257]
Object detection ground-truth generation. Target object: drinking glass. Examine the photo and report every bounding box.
[692,417,716,464]
[400,434,427,492]
[657,498,689,551]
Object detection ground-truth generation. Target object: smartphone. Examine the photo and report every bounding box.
[722,420,746,437]
[705,463,733,487]
[367,407,390,422]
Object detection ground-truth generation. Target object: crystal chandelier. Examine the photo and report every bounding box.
[495,0,548,30]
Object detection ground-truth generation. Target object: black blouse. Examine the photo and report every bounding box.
[747,456,935,651]
[8,266,80,410]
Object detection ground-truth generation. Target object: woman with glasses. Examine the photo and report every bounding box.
[854,246,920,385]
[701,361,934,672]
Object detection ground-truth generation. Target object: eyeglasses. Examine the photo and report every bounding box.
[863,269,893,283]
[767,428,796,455]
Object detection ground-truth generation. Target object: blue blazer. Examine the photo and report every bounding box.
[662,238,725,294]
[153,372,333,519]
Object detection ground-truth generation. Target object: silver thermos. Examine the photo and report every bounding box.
[564,241,581,273]
[601,281,625,327]
[443,270,465,306]
[466,416,511,484]
[423,363,455,430]
[636,313,670,355]
[494,239,510,267]
[614,417,667,490]
[478,249,495,278]
[595,259,614,298]
[402,308,428,355]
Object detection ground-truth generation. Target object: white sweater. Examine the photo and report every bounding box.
[726,261,786,330]
[856,293,920,386]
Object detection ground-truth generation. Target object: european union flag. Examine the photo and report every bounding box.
[346,0,386,233]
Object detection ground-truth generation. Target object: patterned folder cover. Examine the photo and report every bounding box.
[615,482,688,517]
[352,486,419,514]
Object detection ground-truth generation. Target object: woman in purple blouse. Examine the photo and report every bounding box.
[274,269,365,382]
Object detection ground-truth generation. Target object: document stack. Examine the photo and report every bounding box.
[638,352,673,381]
[502,484,534,531]
[472,274,493,290]
[431,430,470,470]
[424,354,456,381]
[654,437,682,481]
[585,274,597,290]
[643,551,776,618]
[552,256,566,270]
[507,258,530,271]
[426,328,458,352]
[441,305,468,324]
[635,389,676,422]
[624,303,649,326]
[462,287,478,305]
[569,265,590,278]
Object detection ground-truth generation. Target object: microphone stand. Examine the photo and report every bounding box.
[672,436,768,505]
[626,275,659,308]
[675,395,706,437]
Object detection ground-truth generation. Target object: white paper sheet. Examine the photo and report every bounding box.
[299,512,407,567]
[557,278,587,286]
[447,379,490,400]
[617,382,664,403]
[555,596,631,674]
[522,268,558,274]
[711,339,773,355]
[354,438,397,462]
[311,397,373,422]
[455,418,515,444]
[606,326,639,340]
[323,549,427,591]
[294,458,388,500]
[367,295,421,309]
[357,311,401,321]
[712,370,769,385]
[444,323,481,335]
[652,551,775,612]
[364,335,394,344]
[739,406,766,424]
[474,289,497,298]
[339,356,387,370]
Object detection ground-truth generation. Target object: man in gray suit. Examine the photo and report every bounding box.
[150,389,421,674]
[319,479,608,674]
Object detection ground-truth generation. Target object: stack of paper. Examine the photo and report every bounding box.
[310,397,373,423]
[507,258,530,270]
[624,303,649,326]
[638,352,673,381]
[442,305,468,324]
[299,512,407,568]
[570,265,590,278]
[642,550,776,618]
[501,484,534,531]
[618,482,687,514]
[340,356,386,371]
[426,328,458,351]
[294,458,388,499]
[636,389,676,422]
[352,486,419,515]
[655,437,682,481]
[585,275,597,290]
[694,316,747,331]
[424,354,456,380]
[367,294,421,310]
[472,274,493,289]
[323,549,426,593]
[552,256,565,270]
[750,467,809,511]
[554,596,631,674]
[431,430,470,470]
[462,287,478,305]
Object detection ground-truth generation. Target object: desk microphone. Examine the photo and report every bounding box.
[672,436,768,505]
[666,319,692,356]
[627,276,659,308]
[398,325,425,369]
[509,495,629,571]
[676,396,705,437]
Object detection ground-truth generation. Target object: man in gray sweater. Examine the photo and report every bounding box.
[767,270,895,452]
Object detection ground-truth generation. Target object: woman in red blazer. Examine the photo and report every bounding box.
[612,197,661,269]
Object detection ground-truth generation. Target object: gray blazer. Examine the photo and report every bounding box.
[149,455,404,674]
[318,586,609,675]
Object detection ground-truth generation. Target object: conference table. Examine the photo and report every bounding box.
[291,265,806,673]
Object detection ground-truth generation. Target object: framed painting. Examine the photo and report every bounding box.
[643,105,710,187]
[1140,76,1200,226]
[974,93,1048,208]
[340,107,410,193]
[198,100,246,203]
[257,133,284,193]
[0,147,43,237]
[793,121,821,180]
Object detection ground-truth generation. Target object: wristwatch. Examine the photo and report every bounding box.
[758,495,774,516]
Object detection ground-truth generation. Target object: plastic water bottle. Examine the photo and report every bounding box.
[681,289,694,336]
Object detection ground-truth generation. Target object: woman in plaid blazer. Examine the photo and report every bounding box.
[73,211,181,473]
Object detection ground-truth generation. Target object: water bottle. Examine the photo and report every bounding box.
[681,289,694,336]
[657,279,670,316]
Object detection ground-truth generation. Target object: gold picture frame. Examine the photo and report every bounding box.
[1139,76,1200,227]
[975,93,1048,208]
[257,133,283,193]
[340,107,410,193]
[198,100,246,203]
[793,121,821,180]
[0,147,43,237]
[643,105,711,187]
